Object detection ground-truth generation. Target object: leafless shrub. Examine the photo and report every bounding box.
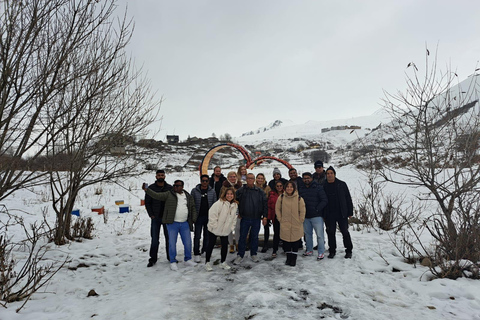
[71,217,95,240]
[0,213,68,312]
[113,213,142,236]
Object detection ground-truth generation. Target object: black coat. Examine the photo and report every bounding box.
[145,182,173,221]
[236,185,268,220]
[209,173,227,198]
[298,181,328,219]
[322,178,353,219]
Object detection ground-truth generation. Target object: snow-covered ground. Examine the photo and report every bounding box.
[1,165,480,320]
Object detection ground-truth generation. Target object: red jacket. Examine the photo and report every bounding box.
[267,191,282,220]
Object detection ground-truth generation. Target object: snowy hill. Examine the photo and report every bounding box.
[237,109,391,148]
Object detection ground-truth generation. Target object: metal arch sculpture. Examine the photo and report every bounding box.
[247,156,293,170]
[199,143,293,175]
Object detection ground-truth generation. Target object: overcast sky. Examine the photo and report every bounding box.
[117,0,480,140]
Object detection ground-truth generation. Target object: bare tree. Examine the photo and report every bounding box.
[1,1,160,244]
[0,0,81,199]
[362,50,480,278]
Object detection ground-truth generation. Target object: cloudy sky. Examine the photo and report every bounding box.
[117,0,480,140]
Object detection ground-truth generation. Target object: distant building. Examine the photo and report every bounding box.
[167,135,179,144]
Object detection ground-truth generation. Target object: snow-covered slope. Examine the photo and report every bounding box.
[237,109,391,147]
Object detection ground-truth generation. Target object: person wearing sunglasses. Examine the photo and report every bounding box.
[143,180,197,271]
[191,174,217,263]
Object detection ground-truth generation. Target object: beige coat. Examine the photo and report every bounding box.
[275,191,306,242]
[207,199,238,236]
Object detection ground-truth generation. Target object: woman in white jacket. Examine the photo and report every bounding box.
[204,187,238,271]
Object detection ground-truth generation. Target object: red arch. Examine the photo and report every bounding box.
[247,156,293,170]
[199,144,293,175]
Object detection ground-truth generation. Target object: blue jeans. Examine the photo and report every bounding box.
[303,216,325,254]
[149,217,170,263]
[238,218,261,258]
[166,221,192,263]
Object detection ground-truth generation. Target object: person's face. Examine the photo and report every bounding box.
[228,174,237,184]
[173,182,184,193]
[246,175,255,187]
[156,172,165,182]
[285,184,294,195]
[256,175,265,185]
[240,167,247,175]
[303,175,312,186]
[225,190,234,202]
[273,173,280,180]
[326,170,335,183]
[315,166,324,174]
[289,170,297,180]
[275,183,284,193]
[214,168,221,177]
[201,177,209,188]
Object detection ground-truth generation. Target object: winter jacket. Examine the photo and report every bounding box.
[267,191,282,220]
[191,184,217,216]
[219,179,242,199]
[209,173,227,198]
[290,177,304,189]
[235,185,268,220]
[275,191,306,242]
[145,189,197,230]
[322,178,353,220]
[255,183,271,198]
[298,181,328,219]
[144,182,172,220]
[313,172,326,185]
[267,178,288,191]
[207,199,238,236]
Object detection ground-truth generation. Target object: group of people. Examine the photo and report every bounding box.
[142,161,354,271]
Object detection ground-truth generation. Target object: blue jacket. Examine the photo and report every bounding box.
[236,185,268,220]
[298,181,328,219]
[191,184,217,216]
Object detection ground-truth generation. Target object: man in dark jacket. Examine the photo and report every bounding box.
[288,167,304,188]
[323,166,353,259]
[298,172,328,260]
[143,180,197,271]
[191,174,217,262]
[234,173,267,264]
[145,170,172,267]
[312,160,326,185]
[209,166,227,199]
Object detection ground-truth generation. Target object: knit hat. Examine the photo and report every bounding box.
[273,168,281,177]
[326,166,336,175]
[314,160,324,168]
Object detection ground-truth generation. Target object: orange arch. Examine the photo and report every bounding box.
[199,143,252,175]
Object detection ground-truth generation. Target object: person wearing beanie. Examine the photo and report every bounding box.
[322,166,354,259]
[313,160,326,185]
[267,167,288,190]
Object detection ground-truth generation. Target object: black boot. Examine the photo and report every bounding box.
[285,252,292,265]
[289,253,297,267]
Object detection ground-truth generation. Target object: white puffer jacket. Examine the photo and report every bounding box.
[207,199,238,236]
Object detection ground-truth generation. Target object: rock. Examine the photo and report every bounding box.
[87,289,99,297]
